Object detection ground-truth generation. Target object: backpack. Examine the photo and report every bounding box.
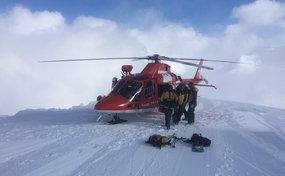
[161,91,177,109]
[189,133,211,147]
[145,134,172,149]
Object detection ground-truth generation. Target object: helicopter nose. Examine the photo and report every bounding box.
[94,94,130,111]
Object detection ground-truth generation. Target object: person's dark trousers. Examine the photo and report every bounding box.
[172,109,178,124]
[176,105,183,123]
[182,105,188,120]
[164,108,173,129]
[187,103,196,124]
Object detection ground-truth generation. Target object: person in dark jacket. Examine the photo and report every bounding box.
[182,84,189,121]
[111,77,118,88]
[187,82,198,124]
[172,84,185,125]
[160,83,178,129]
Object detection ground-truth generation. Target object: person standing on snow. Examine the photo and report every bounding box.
[172,84,185,125]
[160,83,178,130]
[187,82,198,124]
[182,84,189,121]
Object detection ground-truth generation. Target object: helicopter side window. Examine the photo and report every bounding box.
[144,81,153,98]
[165,65,170,71]
[111,79,125,93]
[119,81,142,100]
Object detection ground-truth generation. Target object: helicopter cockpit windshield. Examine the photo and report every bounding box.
[117,81,142,100]
[111,79,125,93]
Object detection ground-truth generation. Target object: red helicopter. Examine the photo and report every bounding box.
[40,54,242,123]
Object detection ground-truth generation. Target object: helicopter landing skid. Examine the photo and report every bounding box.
[108,114,127,124]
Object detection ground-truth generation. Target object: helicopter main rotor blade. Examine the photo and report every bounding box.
[39,55,215,70]
[39,57,145,63]
[161,57,214,70]
[39,55,243,70]
[175,57,250,64]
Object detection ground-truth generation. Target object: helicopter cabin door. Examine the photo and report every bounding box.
[139,79,158,111]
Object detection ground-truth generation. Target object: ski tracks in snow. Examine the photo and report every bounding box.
[25,133,115,176]
[1,103,285,176]
[0,117,166,176]
[220,109,285,176]
[0,123,121,176]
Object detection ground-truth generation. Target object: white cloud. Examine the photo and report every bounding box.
[230,55,260,74]
[130,25,208,56]
[200,0,285,109]
[0,5,65,35]
[232,0,285,27]
[73,16,118,30]
[1,1,285,115]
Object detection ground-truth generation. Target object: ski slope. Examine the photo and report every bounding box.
[0,98,285,176]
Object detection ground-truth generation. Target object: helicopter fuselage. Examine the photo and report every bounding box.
[94,62,179,113]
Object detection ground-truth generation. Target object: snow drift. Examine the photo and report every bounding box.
[0,98,284,176]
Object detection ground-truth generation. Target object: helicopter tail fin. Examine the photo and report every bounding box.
[194,59,204,80]
[181,58,215,87]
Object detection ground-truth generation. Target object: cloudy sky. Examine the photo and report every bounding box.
[0,0,285,115]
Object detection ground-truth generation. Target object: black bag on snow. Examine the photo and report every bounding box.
[190,133,211,147]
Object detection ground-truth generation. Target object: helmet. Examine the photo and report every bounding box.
[188,82,194,87]
[165,82,172,90]
[97,95,103,101]
[112,77,118,82]
[177,83,183,91]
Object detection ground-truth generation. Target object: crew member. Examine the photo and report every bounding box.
[182,84,189,121]
[160,83,178,129]
[187,82,198,124]
[172,84,185,125]
[112,77,118,88]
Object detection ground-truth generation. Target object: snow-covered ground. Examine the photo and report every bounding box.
[0,98,285,176]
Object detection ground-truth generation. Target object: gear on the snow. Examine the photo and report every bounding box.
[145,134,174,149]
[192,143,205,152]
[108,114,128,124]
[190,133,211,147]
[145,133,211,151]
[108,118,127,124]
[181,133,211,146]
[180,133,211,152]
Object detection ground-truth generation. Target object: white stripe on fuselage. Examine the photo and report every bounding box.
[94,107,159,114]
